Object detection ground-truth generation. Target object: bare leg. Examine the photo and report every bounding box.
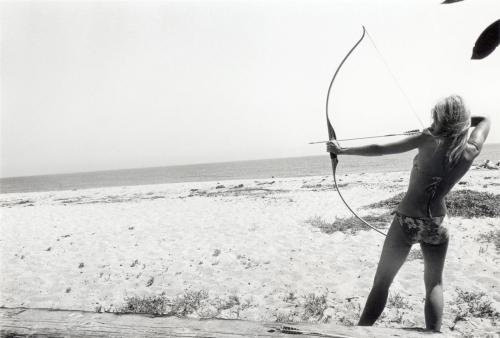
[420,240,448,332]
[358,217,412,326]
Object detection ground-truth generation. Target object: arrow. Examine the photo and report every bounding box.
[309,129,420,144]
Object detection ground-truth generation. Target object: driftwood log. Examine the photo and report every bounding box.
[0,307,434,337]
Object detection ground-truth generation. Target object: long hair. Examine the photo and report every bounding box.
[430,95,471,167]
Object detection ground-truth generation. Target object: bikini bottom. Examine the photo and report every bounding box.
[393,211,449,245]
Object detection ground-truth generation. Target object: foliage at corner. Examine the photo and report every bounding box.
[366,190,500,218]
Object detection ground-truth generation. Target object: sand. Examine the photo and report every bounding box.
[1,169,499,337]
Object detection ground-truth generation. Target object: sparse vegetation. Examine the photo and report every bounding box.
[451,288,499,327]
[120,290,209,316]
[335,300,362,326]
[366,192,405,210]
[301,183,323,189]
[301,293,328,320]
[0,199,35,208]
[283,292,298,303]
[375,292,416,326]
[185,186,289,199]
[478,229,500,253]
[445,190,500,217]
[366,190,500,218]
[273,293,362,325]
[387,292,413,310]
[119,290,254,319]
[275,310,299,323]
[305,213,391,235]
[212,295,239,312]
[121,294,171,316]
[173,290,210,316]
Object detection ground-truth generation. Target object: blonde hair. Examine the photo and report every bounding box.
[431,95,471,167]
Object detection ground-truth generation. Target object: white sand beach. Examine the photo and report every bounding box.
[1,169,499,337]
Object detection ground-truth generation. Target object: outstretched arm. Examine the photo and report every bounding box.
[327,133,426,156]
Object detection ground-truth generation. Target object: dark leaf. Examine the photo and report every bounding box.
[471,19,500,59]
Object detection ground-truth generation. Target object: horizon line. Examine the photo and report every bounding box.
[1,142,499,180]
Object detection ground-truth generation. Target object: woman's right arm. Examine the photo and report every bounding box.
[468,115,491,154]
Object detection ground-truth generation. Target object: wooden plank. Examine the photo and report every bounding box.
[0,308,431,337]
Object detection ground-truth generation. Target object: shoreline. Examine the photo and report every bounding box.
[1,162,498,198]
[2,143,499,194]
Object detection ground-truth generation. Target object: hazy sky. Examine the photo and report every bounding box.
[1,0,499,177]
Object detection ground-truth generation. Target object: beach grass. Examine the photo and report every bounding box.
[366,190,500,218]
[119,294,171,316]
[118,289,365,325]
[301,293,328,321]
[305,212,391,235]
[118,290,255,319]
[478,229,500,253]
[451,289,500,328]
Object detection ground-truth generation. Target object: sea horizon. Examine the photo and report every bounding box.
[1,143,499,194]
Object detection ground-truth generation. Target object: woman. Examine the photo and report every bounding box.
[327,95,491,331]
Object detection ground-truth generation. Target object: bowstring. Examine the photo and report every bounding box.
[365,29,426,130]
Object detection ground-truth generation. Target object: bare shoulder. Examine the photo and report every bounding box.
[417,130,438,149]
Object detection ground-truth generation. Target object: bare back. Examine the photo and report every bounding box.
[398,132,480,218]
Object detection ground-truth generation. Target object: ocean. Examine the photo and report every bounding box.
[1,143,499,194]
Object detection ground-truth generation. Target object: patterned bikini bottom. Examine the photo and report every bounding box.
[393,211,449,245]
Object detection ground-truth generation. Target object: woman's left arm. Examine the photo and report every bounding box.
[327,133,426,156]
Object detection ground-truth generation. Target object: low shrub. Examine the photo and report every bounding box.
[366,190,500,218]
[301,293,328,320]
[305,213,390,235]
[451,288,499,326]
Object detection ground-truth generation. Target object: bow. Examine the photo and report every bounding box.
[326,26,387,237]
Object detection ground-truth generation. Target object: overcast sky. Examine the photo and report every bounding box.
[1,0,499,178]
